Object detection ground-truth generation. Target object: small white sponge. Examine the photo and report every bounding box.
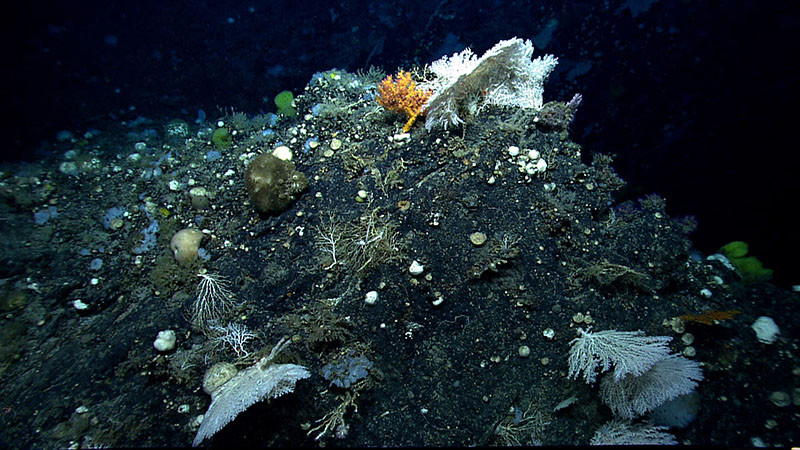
[751,316,779,344]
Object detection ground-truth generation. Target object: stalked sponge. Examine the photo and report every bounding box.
[244,153,308,215]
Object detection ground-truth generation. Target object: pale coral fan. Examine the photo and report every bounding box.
[600,354,703,419]
[567,328,673,384]
[192,338,310,446]
[421,37,558,131]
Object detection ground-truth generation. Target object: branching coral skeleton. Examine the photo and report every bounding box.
[190,271,237,328]
[208,323,256,358]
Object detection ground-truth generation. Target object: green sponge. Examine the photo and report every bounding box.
[720,240,773,283]
[720,241,749,258]
[211,127,233,149]
[274,90,296,117]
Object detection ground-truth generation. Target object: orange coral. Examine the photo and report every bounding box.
[680,309,741,326]
[376,71,432,132]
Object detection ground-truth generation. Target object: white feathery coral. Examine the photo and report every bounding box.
[590,421,678,445]
[567,327,672,384]
[191,272,237,327]
[599,354,704,419]
[192,338,310,446]
[208,323,256,358]
[421,37,558,131]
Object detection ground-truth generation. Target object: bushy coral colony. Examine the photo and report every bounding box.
[376,70,432,132]
[375,38,561,133]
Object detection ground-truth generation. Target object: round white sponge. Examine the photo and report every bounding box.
[751,316,779,344]
[153,330,177,352]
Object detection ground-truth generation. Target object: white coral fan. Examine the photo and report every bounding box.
[192,338,310,446]
[421,37,558,130]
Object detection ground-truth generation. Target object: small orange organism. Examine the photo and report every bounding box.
[680,309,741,325]
[376,70,432,132]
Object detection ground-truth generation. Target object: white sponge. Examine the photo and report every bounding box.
[751,316,779,344]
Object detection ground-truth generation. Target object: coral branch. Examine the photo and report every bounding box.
[376,71,431,132]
